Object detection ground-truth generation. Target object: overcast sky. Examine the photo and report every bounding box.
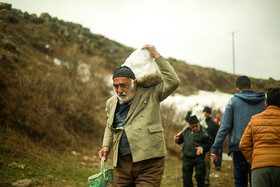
[5,0,280,80]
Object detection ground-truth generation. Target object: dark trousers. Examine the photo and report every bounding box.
[183,156,206,187]
[114,154,165,187]
[232,151,251,187]
[251,166,280,187]
[204,150,211,183]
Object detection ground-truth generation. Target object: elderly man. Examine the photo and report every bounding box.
[98,44,180,186]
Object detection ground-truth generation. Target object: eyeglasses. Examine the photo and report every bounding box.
[113,83,129,89]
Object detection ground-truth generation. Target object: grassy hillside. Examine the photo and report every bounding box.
[0,3,279,186]
[0,3,133,154]
[168,58,279,95]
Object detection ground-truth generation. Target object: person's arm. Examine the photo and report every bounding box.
[213,120,219,139]
[98,100,113,160]
[185,111,192,122]
[195,132,211,155]
[209,120,218,145]
[141,44,180,101]
[99,125,113,160]
[239,119,253,165]
[201,133,211,153]
[174,133,184,144]
[211,100,233,155]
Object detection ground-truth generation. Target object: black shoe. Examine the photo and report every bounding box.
[205,181,210,186]
[217,166,220,171]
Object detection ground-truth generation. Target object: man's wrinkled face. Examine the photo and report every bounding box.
[113,77,137,104]
[190,123,199,132]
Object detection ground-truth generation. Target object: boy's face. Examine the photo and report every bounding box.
[204,111,210,118]
[190,123,199,132]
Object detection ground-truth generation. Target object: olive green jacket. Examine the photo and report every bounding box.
[102,56,180,167]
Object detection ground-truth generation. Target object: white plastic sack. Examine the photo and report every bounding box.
[122,48,163,87]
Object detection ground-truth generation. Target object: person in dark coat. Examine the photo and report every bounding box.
[185,106,218,145]
[185,106,218,186]
[174,115,211,187]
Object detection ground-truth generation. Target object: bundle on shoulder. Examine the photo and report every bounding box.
[122,48,163,87]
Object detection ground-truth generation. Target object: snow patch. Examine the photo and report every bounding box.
[77,63,91,83]
[162,90,232,113]
[53,58,70,68]
[53,58,61,66]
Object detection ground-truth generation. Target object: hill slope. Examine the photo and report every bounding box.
[1,2,279,154]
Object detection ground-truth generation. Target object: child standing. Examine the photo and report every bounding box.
[174,115,211,187]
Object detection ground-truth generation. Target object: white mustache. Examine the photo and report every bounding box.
[118,92,128,96]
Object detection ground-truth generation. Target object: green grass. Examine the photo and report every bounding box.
[0,150,234,187]
[207,159,235,187]
[161,156,182,186]
[0,151,99,186]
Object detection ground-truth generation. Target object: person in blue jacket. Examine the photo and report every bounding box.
[211,76,266,187]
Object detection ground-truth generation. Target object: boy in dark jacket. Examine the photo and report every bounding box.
[174,115,211,187]
[185,106,218,186]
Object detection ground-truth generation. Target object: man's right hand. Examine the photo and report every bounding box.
[98,146,110,161]
[173,135,179,143]
[190,103,198,112]
[211,153,218,163]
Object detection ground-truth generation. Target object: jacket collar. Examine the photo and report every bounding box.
[110,87,144,125]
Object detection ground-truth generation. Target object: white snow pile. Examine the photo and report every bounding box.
[122,48,163,87]
[162,90,233,114]
[53,57,70,69]
[77,63,91,83]
[53,58,61,66]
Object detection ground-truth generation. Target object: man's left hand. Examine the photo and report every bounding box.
[211,153,218,163]
[195,147,203,155]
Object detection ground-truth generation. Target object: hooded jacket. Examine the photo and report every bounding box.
[212,89,266,155]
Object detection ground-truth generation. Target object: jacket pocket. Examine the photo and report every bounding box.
[148,123,164,133]
[147,123,165,152]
